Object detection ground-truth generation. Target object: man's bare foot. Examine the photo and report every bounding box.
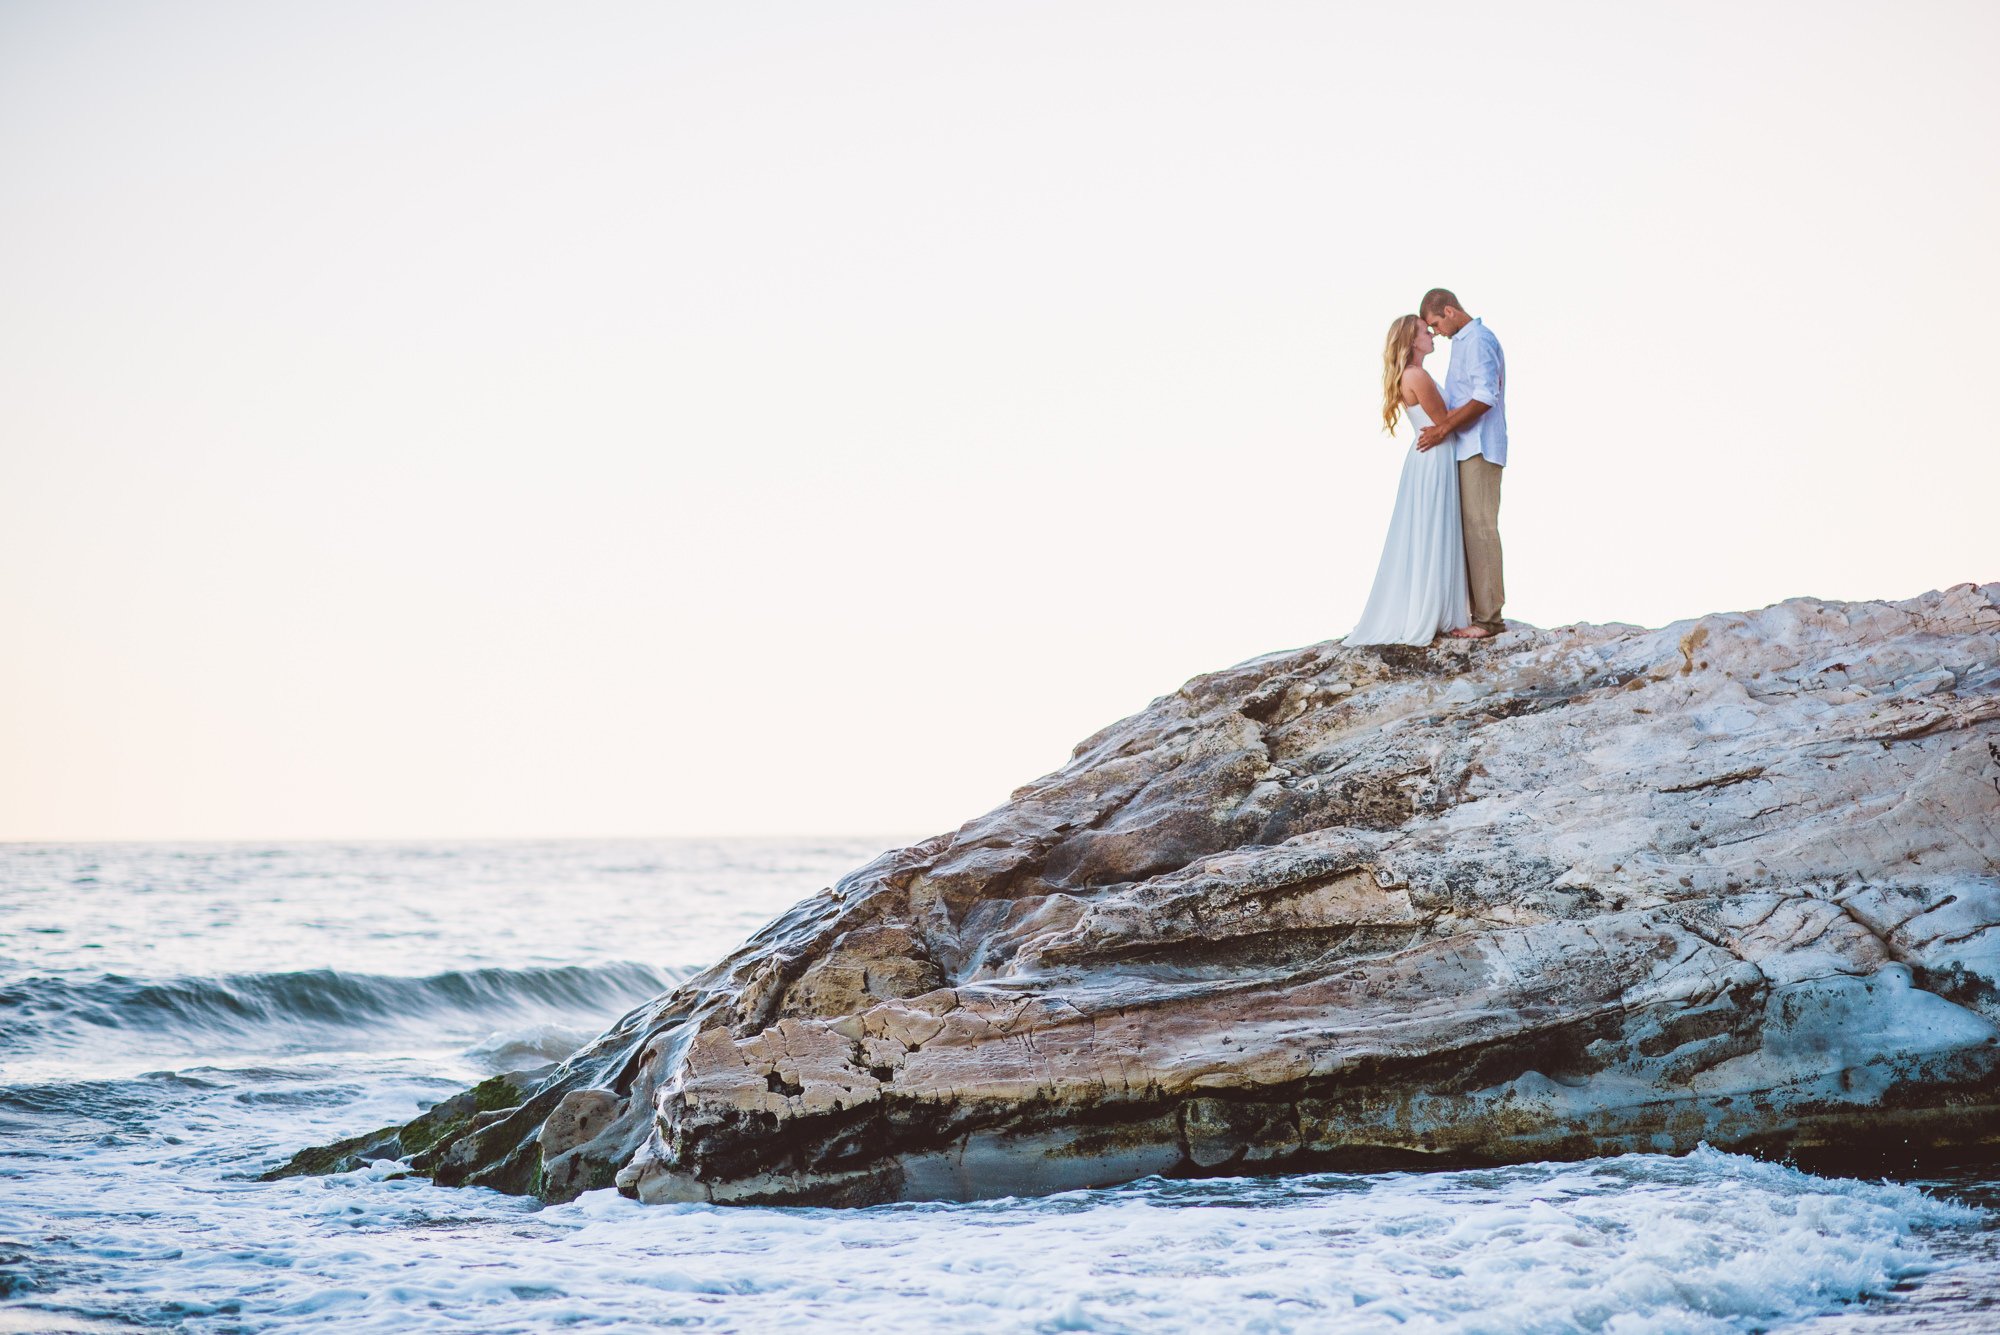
[1447,626,1496,639]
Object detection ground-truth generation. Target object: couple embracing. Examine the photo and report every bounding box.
[1347,288,1508,647]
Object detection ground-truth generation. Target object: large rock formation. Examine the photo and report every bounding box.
[278,586,2000,1204]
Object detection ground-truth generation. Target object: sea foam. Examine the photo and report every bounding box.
[8,1144,1977,1334]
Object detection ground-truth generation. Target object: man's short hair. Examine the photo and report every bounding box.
[1419,288,1461,318]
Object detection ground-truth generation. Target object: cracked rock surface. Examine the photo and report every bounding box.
[282,585,2000,1205]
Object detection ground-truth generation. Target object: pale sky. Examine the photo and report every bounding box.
[3,1,1995,841]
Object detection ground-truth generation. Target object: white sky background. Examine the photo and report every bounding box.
[3,1,1995,841]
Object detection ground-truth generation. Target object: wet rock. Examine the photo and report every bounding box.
[261,1064,553,1181]
[535,1087,627,1198]
[294,585,2000,1203]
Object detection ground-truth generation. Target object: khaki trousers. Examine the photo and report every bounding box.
[1458,455,1505,634]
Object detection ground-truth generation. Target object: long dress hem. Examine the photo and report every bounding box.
[1345,398,1471,647]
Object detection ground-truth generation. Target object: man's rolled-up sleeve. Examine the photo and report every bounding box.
[1464,333,1502,406]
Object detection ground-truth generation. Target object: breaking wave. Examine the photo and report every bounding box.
[0,961,682,1057]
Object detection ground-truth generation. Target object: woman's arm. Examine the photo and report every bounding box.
[1404,368,1449,424]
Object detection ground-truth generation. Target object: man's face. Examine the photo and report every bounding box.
[1425,306,1467,338]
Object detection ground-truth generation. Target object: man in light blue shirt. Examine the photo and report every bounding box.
[1415,288,1507,638]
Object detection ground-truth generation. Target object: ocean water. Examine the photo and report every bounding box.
[2,841,1996,1334]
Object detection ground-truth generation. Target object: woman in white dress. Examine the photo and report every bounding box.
[1345,314,1471,646]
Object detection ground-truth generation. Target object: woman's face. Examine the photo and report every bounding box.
[1411,325,1435,357]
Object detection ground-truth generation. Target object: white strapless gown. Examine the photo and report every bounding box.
[1345,400,1471,646]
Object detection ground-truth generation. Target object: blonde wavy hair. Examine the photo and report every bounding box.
[1380,314,1424,433]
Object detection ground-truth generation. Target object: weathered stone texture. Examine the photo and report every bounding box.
[300,585,2000,1204]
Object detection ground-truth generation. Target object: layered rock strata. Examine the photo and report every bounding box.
[277,585,2000,1205]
